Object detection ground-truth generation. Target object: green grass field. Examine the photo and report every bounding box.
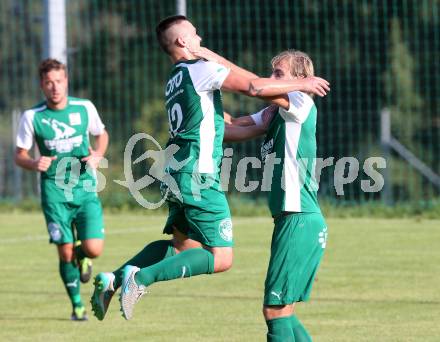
[1,213,439,341]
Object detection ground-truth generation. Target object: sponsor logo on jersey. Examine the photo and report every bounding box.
[69,113,82,126]
[47,222,62,242]
[165,70,183,96]
[41,118,82,153]
[261,138,274,161]
[218,218,233,242]
[42,118,76,139]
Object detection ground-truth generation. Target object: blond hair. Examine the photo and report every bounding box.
[271,50,314,78]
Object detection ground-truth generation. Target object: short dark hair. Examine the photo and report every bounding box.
[38,58,67,79]
[156,15,187,54]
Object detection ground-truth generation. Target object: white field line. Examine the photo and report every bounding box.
[0,217,270,245]
[0,227,150,245]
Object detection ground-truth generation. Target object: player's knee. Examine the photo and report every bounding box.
[83,246,103,258]
[58,246,74,262]
[81,240,104,258]
[84,248,101,258]
[172,235,202,253]
[263,305,294,320]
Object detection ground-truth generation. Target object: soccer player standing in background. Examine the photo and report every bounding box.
[91,15,329,321]
[15,59,109,321]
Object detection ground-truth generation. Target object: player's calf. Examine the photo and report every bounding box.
[210,246,233,273]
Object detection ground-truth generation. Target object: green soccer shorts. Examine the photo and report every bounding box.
[162,172,233,248]
[42,196,105,245]
[263,212,328,306]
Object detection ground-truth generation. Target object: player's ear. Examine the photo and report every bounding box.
[175,36,186,48]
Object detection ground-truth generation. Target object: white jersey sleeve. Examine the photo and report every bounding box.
[85,101,105,136]
[250,107,269,126]
[279,91,314,124]
[16,110,35,150]
[186,60,230,92]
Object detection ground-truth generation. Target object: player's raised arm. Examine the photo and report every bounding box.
[223,68,329,98]
[192,47,330,101]
[194,47,259,79]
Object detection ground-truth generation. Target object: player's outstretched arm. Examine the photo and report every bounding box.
[192,47,329,100]
[223,124,266,142]
[224,111,256,127]
[223,71,329,98]
[224,106,277,143]
[192,47,259,79]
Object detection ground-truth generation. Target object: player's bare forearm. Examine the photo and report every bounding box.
[224,111,256,126]
[248,76,330,97]
[233,116,256,126]
[192,47,258,79]
[223,124,265,142]
[223,59,258,79]
[225,108,265,127]
[222,72,329,99]
[93,130,109,156]
[15,149,37,171]
[15,148,56,172]
[82,130,108,169]
[259,95,290,110]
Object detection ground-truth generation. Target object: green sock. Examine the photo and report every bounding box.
[134,247,214,287]
[74,242,87,260]
[290,315,312,342]
[59,261,82,309]
[113,240,176,288]
[266,316,295,342]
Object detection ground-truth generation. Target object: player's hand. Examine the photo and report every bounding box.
[34,156,57,172]
[261,105,278,129]
[301,77,330,97]
[81,147,103,169]
[190,47,221,63]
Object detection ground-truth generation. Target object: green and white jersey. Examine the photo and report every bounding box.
[260,91,321,216]
[16,96,105,203]
[164,59,230,174]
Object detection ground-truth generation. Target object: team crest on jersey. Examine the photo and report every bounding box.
[69,113,81,126]
[47,222,62,242]
[218,218,233,242]
[261,138,274,161]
